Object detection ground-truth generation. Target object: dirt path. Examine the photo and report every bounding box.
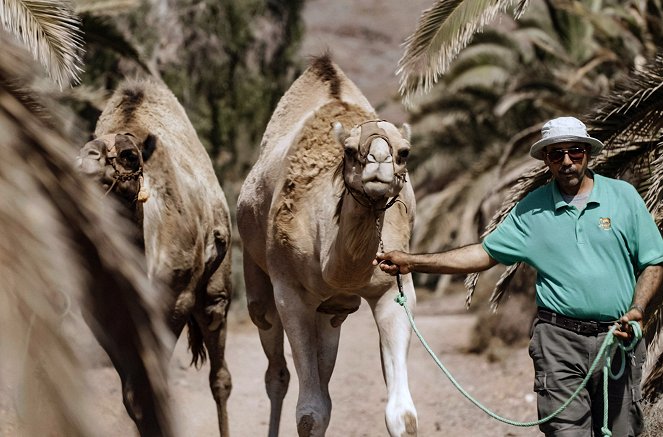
[79,293,540,436]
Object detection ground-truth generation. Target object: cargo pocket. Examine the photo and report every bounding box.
[533,370,555,418]
[628,342,645,436]
[629,384,644,436]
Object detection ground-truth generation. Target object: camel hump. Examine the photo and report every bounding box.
[309,54,341,100]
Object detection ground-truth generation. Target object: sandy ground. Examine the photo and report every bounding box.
[78,293,540,436]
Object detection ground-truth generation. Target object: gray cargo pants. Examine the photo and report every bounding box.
[529,319,646,437]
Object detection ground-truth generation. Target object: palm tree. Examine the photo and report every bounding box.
[0,2,174,435]
[0,0,84,88]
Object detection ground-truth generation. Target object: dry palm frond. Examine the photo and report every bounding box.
[464,163,549,308]
[397,0,520,106]
[513,0,530,19]
[642,143,663,226]
[590,53,663,146]
[641,142,663,402]
[0,0,84,88]
[0,30,173,436]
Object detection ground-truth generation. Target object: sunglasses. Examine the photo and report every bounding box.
[546,146,587,164]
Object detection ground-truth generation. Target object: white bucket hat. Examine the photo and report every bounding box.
[529,116,604,160]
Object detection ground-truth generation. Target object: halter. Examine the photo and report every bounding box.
[356,119,390,162]
[96,133,148,203]
[342,120,407,211]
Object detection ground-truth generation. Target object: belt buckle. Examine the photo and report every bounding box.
[581,321,598,335]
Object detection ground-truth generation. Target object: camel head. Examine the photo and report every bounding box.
[333,120,411,204]
[78,133,156,204]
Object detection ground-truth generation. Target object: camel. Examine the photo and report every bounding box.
[78,79,233,436]
[0,33,173,437]
[237,54,418,437]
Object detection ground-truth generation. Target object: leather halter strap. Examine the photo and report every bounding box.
[357,120,390,160]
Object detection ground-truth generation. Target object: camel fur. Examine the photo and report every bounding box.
[78,79,232,436]
[238,54,418,437]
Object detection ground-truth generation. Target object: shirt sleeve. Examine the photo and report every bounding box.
[482,205,527,266]
[629,186,663,270]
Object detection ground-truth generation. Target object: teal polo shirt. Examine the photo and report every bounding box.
[482,173,663,321]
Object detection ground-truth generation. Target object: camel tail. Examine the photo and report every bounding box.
[187,317,207,368]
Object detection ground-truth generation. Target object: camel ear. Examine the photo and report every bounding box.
[399,123,411,142]
[142,134,158,162]
[332,121,349,145]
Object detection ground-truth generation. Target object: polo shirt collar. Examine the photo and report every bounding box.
[551,170,601,211]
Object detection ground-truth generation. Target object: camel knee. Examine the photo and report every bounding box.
[265,359,290,400]
[209,366,232,405]
[296,409,330,437]
[248,301,273,330]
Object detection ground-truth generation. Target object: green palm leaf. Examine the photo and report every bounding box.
[397,0,521,105]
[0,0,84,88]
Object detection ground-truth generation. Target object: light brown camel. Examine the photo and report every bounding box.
[0,31,173,437]
[237,55,418,437]
[78,79,233,436]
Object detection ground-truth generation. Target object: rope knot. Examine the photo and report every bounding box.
[394,293,407,306]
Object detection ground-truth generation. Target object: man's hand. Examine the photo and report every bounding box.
[373,251,411,275]
[614,306,644,340]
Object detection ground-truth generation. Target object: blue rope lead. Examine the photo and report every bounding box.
[394,273,642,436]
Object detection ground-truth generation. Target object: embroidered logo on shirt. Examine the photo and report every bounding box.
[598,217,611,230]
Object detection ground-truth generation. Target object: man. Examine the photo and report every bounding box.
[374,116,663,436]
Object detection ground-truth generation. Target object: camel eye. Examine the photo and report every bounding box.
[398,149,410,159]
[344,146,356,158]
[119,149,139,164]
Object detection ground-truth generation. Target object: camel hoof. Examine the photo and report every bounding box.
[403,412,417,436]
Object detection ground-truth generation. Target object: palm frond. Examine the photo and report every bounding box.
[0,0,84,88]
[397,0,520,105]
[488,263,521,309]
[513,0,530,19]
[643,143,663,227]
[0,30,173,435]
[464,163,549,307]
[590,53,663,145]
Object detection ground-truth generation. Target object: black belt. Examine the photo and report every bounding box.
[537,308,616,335]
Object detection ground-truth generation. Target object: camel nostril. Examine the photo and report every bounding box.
[368,153,392,164]
[85,148,102,160]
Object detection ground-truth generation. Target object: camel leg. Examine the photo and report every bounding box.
[194,266,232,437]
[83,292,179,437]
[315,312,343,421]
[193,309,231,437]
[273,283,339,437]
[367,278,418,437]
[244,255,290,437]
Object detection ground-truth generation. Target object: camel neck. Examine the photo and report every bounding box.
[321,191,385,288]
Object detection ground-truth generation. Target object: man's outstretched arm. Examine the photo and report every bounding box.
[373,243,499,276]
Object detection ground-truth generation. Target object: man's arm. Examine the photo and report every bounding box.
[373,243,499,276]
[615,264,663,340]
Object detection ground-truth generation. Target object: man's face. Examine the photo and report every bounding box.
[543,142,590,195]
